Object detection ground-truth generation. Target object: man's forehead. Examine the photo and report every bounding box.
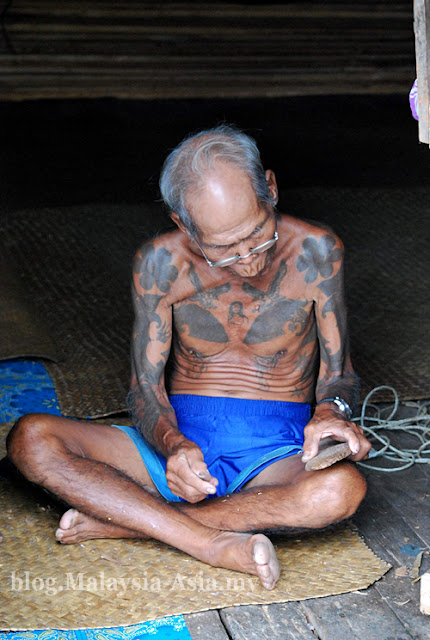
[187,163,261,237]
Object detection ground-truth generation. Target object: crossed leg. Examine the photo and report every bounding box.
[6,413,367,589]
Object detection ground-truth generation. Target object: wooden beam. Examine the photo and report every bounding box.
[414,0,430,144]
[0,1,416,100]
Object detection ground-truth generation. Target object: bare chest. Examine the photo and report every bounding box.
[171,260,314,357]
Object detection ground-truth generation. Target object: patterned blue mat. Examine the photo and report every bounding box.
[0,617,191,640]
[0,359,61,422]
[0,359,192,640]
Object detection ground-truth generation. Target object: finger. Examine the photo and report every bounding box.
[320,423,362,456]
[167,475,209,502]
[348,435,372,461]
[337,427,361,456]
[167,461,217,496]
[301,439,320,463]
[168,481,207,503]
[186,458,218,490]
[195,468,219,487]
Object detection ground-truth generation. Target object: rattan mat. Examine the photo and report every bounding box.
[0,476,390,631]
[0,252,58,363]
[1,203,163,418]
[1,187,429,418]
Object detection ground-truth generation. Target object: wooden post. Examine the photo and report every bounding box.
[420,572,430,615]
[414,0,430,145]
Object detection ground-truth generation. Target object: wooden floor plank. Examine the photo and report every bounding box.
[353,474,430,639]
[300,588,414,640]
[371,571,428,640]
[220,602,316,639]
[355,477,429,565]
[364,467,430,548]
[184,610,230,640]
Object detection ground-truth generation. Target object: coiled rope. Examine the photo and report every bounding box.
[354,386,430,472]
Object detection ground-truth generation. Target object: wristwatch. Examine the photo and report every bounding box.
[316,396,352,420]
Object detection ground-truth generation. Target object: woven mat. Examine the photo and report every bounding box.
[0,476,390,631]
[285,187,430,402]
[1,187,429,417]
[0,252,58,363]
[1,203,164,418]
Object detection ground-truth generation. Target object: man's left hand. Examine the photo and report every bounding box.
[301,404,371,464]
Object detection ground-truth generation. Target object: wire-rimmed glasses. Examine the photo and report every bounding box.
[195,230,279,268]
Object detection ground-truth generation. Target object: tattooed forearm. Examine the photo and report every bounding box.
[308,234,359,410]
[127,382,176,445]
[316,308,359,411]
[315,370,360,412]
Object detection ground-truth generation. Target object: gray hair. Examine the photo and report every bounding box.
[159,124,275,237]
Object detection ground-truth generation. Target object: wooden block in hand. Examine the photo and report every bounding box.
[305,438,352,471]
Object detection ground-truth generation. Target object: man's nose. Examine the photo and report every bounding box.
[235,242,254,263]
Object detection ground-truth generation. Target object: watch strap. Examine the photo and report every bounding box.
[316,396,352,420]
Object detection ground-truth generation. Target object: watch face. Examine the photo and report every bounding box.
[317,397,351,419]
[334,398,351,418]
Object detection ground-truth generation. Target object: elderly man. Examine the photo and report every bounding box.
[7,125,370,590]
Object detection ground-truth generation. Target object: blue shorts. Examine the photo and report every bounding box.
[112,394,310,502]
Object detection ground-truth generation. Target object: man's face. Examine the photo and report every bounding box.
[187,163,277,279]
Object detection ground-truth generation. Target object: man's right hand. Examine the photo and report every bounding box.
[165,439,219,503]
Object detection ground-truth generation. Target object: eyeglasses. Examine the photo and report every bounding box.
[195,230,279,268]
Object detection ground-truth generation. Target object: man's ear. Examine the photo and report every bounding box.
[265,169,278,204]
[170,212,190,236]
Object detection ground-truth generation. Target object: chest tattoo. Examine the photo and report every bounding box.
[228,301,249,326]
[174,263,231,343]
[175,304,229,343]
[243,261,288,308]
[187,263,231,308]
[241,261,308,344]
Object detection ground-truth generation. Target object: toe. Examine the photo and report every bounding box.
[251,534,280,589]
[55,527,64,542]
[58,508,79,531]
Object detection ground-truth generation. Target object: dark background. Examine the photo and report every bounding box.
[0,94,428,214]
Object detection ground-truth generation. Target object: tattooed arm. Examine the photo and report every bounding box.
[297,234,370,464]
[128,242,218,502]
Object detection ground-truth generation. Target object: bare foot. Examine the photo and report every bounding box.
[56,512,280,589]
[207,531,280,590]
[55,509,147,544]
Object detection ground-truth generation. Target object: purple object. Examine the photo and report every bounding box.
[409,79,419,121]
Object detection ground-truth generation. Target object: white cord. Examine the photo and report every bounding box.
[353,386,430,472]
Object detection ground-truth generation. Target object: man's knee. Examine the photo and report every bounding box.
[319,462,367,523]
[6,413,56,474]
